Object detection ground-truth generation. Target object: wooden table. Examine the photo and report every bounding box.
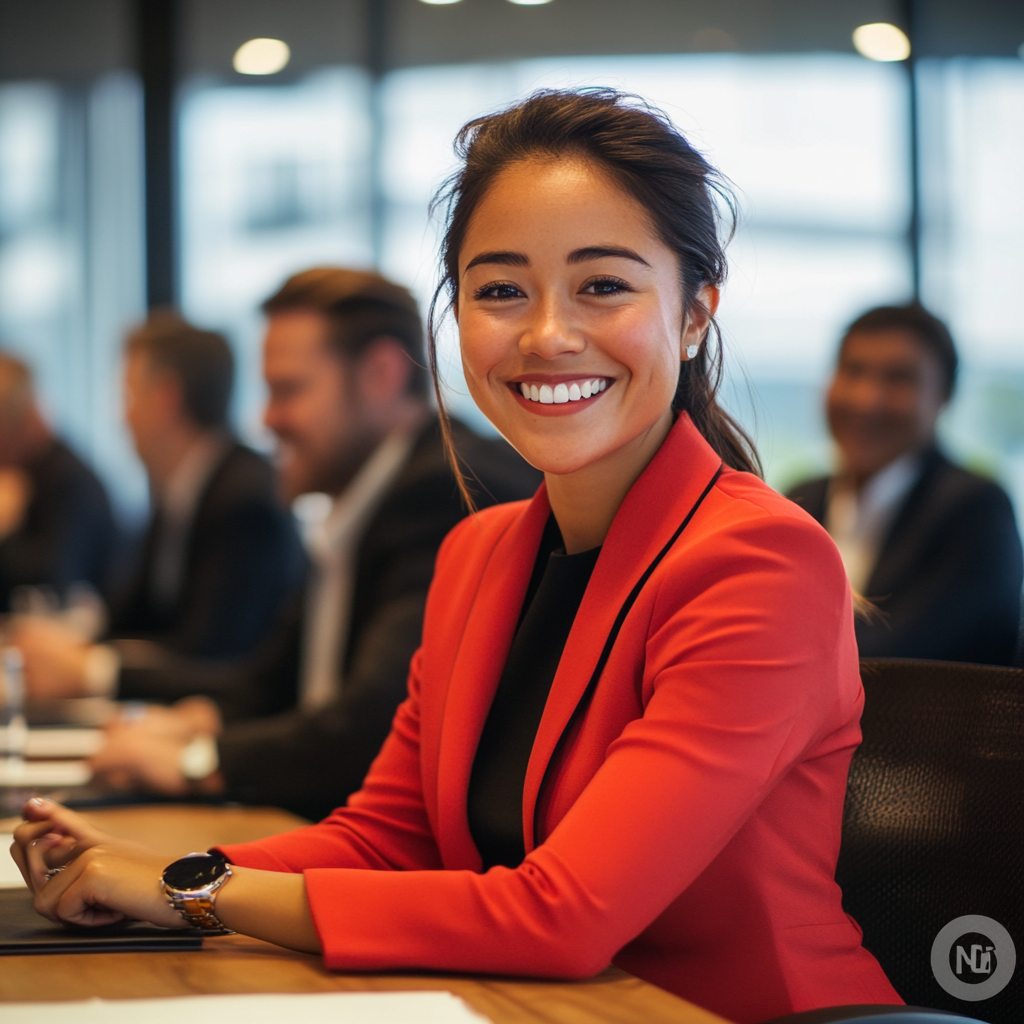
[0,804,729,1024]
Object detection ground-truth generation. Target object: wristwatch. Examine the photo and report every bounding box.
[161,851,235,933]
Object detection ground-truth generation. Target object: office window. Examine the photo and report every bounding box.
[0,75,145,515]
[921,58,1024,514]
[178,68,373,440]
[380,55,912,486]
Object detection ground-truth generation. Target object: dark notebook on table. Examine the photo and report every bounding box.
[0,889,204,954]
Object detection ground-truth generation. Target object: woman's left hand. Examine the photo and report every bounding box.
[10,798,184,930]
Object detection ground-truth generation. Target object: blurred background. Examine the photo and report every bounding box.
[0,0,1021,525]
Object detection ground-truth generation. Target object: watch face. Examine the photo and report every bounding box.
[163,853,228,891]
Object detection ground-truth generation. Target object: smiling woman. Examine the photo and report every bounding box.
[13,90,901,1024]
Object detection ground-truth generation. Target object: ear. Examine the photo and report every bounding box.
[680,284,720,361]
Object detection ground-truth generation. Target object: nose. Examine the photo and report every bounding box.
[519,295,585,361]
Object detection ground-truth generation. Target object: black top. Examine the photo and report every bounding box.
[468,515,601,870]
[787,446,1023,666]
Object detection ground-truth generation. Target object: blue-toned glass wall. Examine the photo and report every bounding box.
[919,58,1024,518]
[0,75,147,518]
[178,68,373,443]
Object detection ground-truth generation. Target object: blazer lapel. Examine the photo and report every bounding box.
[521,414,724,850]
[433,487,551,870]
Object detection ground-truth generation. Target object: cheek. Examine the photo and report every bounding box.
[610,312,679,392]
[458,316,509,388]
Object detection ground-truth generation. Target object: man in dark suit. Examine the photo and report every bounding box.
[0,353,118,610]
[15,312,305,697]
[89,268,540,819]
[788,303,1022,666]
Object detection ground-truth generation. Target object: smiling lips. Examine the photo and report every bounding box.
[517,378,608,405]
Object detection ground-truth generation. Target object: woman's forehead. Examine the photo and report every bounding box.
[461,157,661,262]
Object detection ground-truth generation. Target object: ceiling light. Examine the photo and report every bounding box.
[852,23,911,62]
[507,0,554,5]
[419,0,462,5]
[233,38,291,75]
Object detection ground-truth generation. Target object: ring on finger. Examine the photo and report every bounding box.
[44,866,65,881]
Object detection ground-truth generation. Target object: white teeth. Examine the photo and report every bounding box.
[518,378,608,403]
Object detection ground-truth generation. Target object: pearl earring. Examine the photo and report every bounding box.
[686,344,699,359]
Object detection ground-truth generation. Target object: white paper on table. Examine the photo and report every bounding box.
[0,759,91,786]
[1,992,493,1023]
[0,833,26,888]
[25,728,103,758]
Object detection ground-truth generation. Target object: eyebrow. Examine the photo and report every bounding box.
[568,246,650,267]
[464,245,650,273]
[464,250,529,271]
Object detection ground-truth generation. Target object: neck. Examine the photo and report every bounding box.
[843,443,928,493]
[147,421,217,492]
[544,409,673,555]
[324,399,428,499]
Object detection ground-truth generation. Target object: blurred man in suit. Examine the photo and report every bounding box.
[15,312,305,697]
[788,303,1022,665]
[0,353,118,610]
[88,268,540,819]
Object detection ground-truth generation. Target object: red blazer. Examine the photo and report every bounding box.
[220,414,901,1024]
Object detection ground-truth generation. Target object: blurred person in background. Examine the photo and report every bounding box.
[86,268,540,819]
[14,311,305,698]
[788,303,1022,665]
[0,352,119,611]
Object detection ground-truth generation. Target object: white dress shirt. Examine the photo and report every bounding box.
[825,451,923,594]
[298,428,418,712]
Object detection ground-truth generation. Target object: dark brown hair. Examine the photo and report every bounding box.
[126,310,234,429]
[842,302,958,400]
[428,88,760,506]
[263,267,428,399]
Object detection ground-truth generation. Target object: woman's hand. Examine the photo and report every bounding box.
[10,798,183,930]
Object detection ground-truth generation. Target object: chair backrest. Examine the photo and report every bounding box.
[837,659,1024,1024]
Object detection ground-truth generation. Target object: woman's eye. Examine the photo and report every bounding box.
[474,282,524,301]
[581,277,632,296]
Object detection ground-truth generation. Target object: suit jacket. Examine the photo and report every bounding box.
[120,419,542,820]
[0,439,119,610]
[220,415,900,1024]
[111,441,304,660]
[787,449,1023,666]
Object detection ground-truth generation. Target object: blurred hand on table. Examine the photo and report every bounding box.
[90,696,224,796]
[10,615,92,699]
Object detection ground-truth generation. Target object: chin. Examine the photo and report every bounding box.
[511,440,610,478]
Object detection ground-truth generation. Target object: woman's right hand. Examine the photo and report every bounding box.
[11,797,107,893]
[10,798,182,929]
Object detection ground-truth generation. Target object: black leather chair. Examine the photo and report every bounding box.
[765,659,1024,1024]
[832,659,1023,1024]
